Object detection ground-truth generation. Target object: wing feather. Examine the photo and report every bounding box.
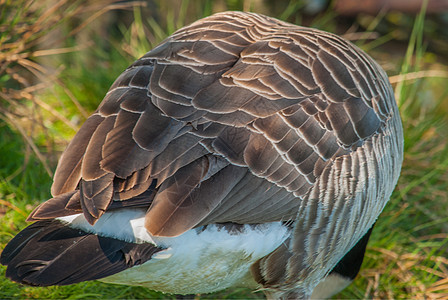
[51,114,104,196]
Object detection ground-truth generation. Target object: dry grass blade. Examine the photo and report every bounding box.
[57,81,90,119]
[0,199,29,218]
[428,278,448,293]
[32,45,87,57]
[31,0,69,35]
[33,96,79,131]
[414,234,448,241]
[389,70,448,84]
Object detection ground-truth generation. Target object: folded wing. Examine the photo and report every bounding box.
[29,12,393,240]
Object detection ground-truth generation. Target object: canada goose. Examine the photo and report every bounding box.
[1,11,403,299]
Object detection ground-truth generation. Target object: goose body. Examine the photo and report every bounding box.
[1,11,403,299]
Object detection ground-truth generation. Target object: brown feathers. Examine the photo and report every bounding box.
[27,191,81,221]
[39,11,396,240]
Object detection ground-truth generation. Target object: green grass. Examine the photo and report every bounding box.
[1,0,448,299]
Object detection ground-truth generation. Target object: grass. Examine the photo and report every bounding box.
[1,0,448,298]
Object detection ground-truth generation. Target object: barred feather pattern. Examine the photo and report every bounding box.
[27,11,403,297]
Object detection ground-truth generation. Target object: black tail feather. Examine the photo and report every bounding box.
[330,225,374,280]
[1,220,162,286]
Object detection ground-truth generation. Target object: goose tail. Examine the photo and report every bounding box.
[1,219,162,286]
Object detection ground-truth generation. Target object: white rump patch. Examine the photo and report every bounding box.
[57,209,291,294]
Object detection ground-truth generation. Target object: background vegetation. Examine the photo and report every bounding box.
[1,0,447,298]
